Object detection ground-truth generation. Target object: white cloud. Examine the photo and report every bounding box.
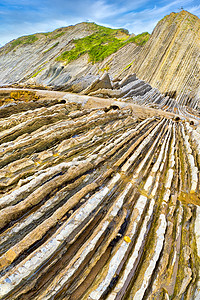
[89,1,117,19]
[189,5,200,15]
[99,0,200,34]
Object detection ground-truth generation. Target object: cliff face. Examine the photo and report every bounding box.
[0,22,97,85]
[129,11,200,104]
[0,11,200,299]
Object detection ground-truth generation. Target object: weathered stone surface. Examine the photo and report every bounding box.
[118,74,137,88]
[128,10,200,106]
[0,12,200,298]
[0,89,199,300]
[80,73,112,95]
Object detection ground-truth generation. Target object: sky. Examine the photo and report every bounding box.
[0,0,200,46]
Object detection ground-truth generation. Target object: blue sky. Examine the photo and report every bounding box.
[0,0,200,46]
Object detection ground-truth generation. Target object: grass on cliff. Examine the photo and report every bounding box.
[126,32,150,46]
[6,30,64,53]
[7,34,38,52]
[43,42,59,54]
[56,26,150,64]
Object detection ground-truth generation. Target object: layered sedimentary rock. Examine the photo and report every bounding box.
[129,10,200,105]
[79,72,200,115]
[0,88,199,299]
[0,23,98,86]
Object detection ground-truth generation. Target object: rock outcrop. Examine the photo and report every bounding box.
[0,22,97,86]
[80,73,113,95]
[128,10,200,105]
[1,9,200,300]
[0,88,199,299]
[1,11,199,106]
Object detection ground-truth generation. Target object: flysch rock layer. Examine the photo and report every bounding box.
[128,10,200,107]
[0,88,199,300]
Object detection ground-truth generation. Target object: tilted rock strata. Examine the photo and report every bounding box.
[78,72,200,116]
[0,23,141,93]
[0,92,199,299]
[0,23,98,86]
[128,10,200,105]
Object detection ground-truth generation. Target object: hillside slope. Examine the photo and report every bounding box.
[0,23,148,91]
[0,22,96,85]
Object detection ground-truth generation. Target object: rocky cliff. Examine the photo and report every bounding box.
[0,11,199,106]
[1,9,200,300]
[128,10,200,105]
[0,22,97,85]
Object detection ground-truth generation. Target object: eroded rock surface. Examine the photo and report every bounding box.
[0,89,199,299]
[128,10,200,106]
[1,11,199,106]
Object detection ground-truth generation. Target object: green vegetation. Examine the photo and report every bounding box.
[56,25,150,64]
[31,68,45,78]
[99,64,110,73]
[43,42,59,53]
[42,32,51,37]
[122,60,135,71]
[6,28,64,53]
[5,22,150,63]
[118,28,129,35]
[51,32,65,39]
[42,28,67,40]
[125,32,150,46]
[8,34,38,52]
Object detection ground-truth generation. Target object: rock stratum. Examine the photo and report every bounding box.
[0,22,144,92]
[129,11,200,106]
[0,84,199,299]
